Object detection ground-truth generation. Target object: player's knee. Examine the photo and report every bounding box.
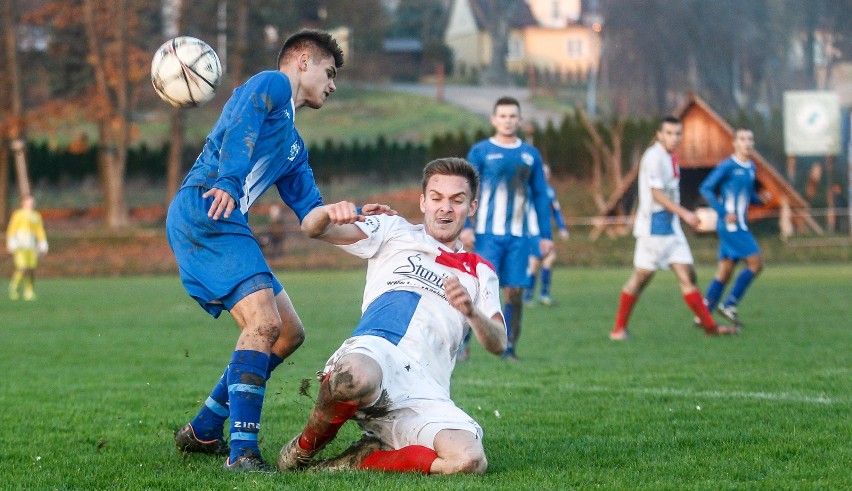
[327,359,380,402]
[280,322,305,349]
[448,451,487,475]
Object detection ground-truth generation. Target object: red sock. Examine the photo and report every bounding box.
[614,291,638,330]
[298,374,359,451]
[359,445,438,474]
[683,290,717,333]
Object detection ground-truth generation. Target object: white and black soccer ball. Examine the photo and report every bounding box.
[151,36,221,108]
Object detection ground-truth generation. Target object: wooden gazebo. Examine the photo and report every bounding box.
[593,93,821,239]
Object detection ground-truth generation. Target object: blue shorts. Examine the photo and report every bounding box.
[166,186,283,318]
[474,233,528,288]
[527,236,542,259]
[717,228,760,261]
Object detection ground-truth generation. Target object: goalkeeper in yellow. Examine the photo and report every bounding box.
[6,195,48,301]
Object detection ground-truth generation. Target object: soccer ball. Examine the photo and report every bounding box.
[151,36,221,107]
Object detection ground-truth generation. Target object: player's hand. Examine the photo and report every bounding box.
[203,187,236,220]
[539,238,554,257]
[681,209,700,229]
[325,201,365,224]
[444,275,474,317]
[724,213,737,224]
[558,229,570,240]
[460,228,475,250]
[359,203,397,217]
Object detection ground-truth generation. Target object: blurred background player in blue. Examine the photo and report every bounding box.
[699,128,766,328]
[460,97,553,361]
[524,163,569,306]
[167,29,388,472]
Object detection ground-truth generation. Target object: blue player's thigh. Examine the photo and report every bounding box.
[474,234,506,277]
[719,230,760,260]
[528,235,543,259]
[501,236,531,287]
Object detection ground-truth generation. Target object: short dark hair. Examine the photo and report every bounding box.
[493,96,521,114]
[659,115,681,130]
[733,127,752,137]
[277,29,344,69]
[422,158,480,199]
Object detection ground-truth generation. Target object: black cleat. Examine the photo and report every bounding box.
[174,424,230,457]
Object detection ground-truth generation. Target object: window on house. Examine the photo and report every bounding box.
[566,38,584,58]
[508,37,524,60]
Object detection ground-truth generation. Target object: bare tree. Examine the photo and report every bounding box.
[479,0,514,86]
[3,0,31,207]
[162,0,186,204]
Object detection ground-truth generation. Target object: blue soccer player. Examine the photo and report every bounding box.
[166,29,390,472]
[524,164,569,306]
[699,128,766,328]
[460,97,553,361]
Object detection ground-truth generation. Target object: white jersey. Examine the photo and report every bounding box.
[339,214,503,394]
[634,141,684,239]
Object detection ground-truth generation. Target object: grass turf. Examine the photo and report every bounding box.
[0,264,849,490]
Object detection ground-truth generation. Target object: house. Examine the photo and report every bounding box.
[593,93,821,239]
[444,0,601,80]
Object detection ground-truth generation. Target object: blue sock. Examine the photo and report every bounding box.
[524,273,537,302]
[189,353,286,442]
[540,268,552,296]
[724,269,756,308]
[503,304,514,354]
[267,353,284,380]
[190,370,229,441]
[227,350,269,461]
[704,278,725,311]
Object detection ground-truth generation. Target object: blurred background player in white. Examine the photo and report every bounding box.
[699,128,765,328]
[524,163,569,306]
[167,30,391,473]
[609,116,735,341]
[278,158,506,475]
[460,97,553,361]
[6,195,48,301]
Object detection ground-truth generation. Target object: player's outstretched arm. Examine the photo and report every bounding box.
[301,201,394,245]
[444,276,507,355]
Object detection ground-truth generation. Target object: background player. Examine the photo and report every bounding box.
[461,97,553,361]
[6,195,48,301]
[524,163,570,306]
[167,30,388,472]
[699,128,765,328]
[609,116,735,341]
[277,158,506,475]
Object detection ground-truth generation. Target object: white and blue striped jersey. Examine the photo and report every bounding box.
[527,184,568,237]
[181,70,323,221]
[700,156,761,233]
[466,138,553,239]
[339,214,503,393]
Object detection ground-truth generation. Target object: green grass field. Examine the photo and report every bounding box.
[1,264,850,490]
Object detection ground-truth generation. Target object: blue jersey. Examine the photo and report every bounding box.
[527,184,567,237]
[466,138,552,239]
[699,156,761,233]
[181,70,323,221]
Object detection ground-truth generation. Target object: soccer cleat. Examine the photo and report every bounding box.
[174,424,230,457]
[277,434,318,471]
[713,324,740,336]
[609,328,629,341]
[717,305,742,327]
[309,435,383,472]
[501,351,520,362]
[538,295,553,306]
[23,291,36,301]
[223,450,276,473]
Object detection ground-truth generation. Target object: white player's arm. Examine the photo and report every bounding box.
[650,188,699,229]
[301,201,394,245]
[444,276,507,355]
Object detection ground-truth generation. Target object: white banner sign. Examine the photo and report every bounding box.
[783,91,841,156]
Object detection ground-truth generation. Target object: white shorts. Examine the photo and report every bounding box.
[322,335,483,450]
[633,234,694,271]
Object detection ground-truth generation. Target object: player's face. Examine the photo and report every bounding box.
[301,54,337,109]
[491,104,521,138]
[733,130,754,157]
[420,174,477,247]
[657,122,683,153]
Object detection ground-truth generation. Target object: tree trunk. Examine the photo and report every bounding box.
[83,0,129,228]
[480,0,513,86]
[3,0,30,199]
[232,0,248,87]
[162,0,186,204]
